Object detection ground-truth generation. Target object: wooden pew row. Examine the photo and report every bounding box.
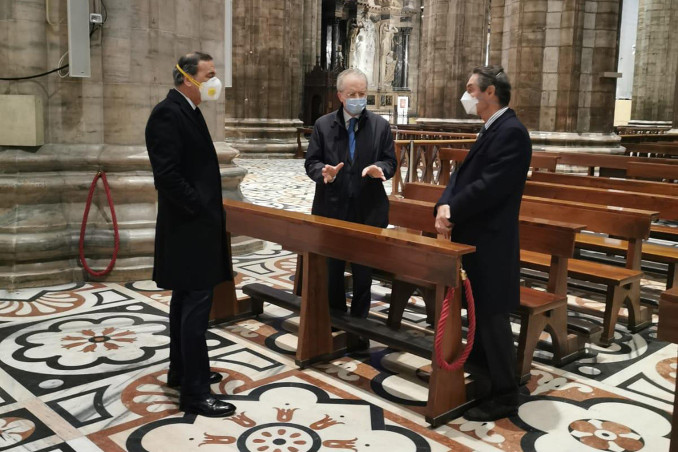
[214,199,475,426]
[388,196,588,383]
[402,182,651,346]
[626,162,678,182]
[436,147,678,180]
[524,181,678,289]
[624,142,678,157]
[554,151,678,177]
[438,148,558,185]
[657,287,678,452]
[531,171,678,196]
[530,172,678,242]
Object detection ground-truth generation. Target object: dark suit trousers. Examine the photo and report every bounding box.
[326,199,373,318]
[466,310,519,405]
[168,288,213,398]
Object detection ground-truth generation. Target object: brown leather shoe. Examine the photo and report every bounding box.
[179,395,236,418]
[167,371,223,388]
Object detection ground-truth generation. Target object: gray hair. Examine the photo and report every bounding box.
[472,65,512,107]
[337,68,368,92]
[173,51,213,87]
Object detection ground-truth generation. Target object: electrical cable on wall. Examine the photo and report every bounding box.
[1,0,107,81]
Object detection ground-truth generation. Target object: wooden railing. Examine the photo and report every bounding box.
[392,139,476,195]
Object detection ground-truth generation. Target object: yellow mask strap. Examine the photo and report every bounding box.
[175,64,201,88]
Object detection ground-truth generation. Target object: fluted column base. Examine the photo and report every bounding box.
[0,143,254,290]
[224,118,303,157]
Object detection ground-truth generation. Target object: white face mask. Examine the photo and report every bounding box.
[175,64,223,102]
[460,91,478,116]
[199,77,223,101]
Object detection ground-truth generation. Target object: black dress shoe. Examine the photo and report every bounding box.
[464,399,518,422]
[180,395,236,418]
[346,335,370,352]
[167,371,223,389]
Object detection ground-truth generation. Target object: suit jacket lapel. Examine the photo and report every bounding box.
[457,109,516,171]
[168,90,213,147]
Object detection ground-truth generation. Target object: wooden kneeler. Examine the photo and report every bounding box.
[215,200,475,427]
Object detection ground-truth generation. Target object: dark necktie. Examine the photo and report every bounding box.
[477,124,487,139]
[348,117,357,161]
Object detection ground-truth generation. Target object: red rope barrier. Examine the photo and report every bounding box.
[78,171,119,276]
[434,270,476,372]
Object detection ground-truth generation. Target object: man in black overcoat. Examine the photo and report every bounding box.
[145,51,235,417]
[435,66,532,422]
[305,68,396,350]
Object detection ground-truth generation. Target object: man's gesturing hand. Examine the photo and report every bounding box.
[322,162,344,184]
[361,164,385,180]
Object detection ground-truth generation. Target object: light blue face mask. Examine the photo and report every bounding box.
[345,97,367,116]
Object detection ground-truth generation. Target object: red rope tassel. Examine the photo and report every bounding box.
[434,271,475,372]
[78,171,119,277]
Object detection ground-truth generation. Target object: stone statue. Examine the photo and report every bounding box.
[379,22,398,89]
[354,17,377,88]
[384,51,397,86]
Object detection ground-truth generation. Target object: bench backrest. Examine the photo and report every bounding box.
[531,171,678,196]
[438,148,557,185]
[524,180,678,221]
[389,195,583,294]
[224,199,474,287]
[554,151,678,172]
[626,162,678,182]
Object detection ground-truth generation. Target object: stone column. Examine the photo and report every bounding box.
[224,0,306,156]
[0,0,246,289]
[303,0,322,71]
[630,0,678,124]
[417,0,490,119]
[492,0,622,152]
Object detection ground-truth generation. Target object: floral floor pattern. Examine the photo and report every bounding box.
[0,158,674,451]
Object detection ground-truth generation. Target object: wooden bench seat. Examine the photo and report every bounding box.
[388,197,589,383]
[520,249,648,345]
[576,233,678,288]
[403,182,653,346]
[217,199,476,427]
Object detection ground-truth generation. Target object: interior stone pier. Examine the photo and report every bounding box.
[490,0,623,153]
[0,0,247,289]
[224,0,309,156]
[417,0,489,119]
[630,0,678,123]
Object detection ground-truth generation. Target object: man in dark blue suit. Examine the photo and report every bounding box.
[145,52,236,418]
[435,66,532,422]
[305,68,396,350]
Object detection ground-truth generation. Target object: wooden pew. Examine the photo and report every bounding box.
[530,171,678,241]
[657,287,678,452]
[438,148,558,185]
[530,171,678,196]
[524,181,678,288]
[389,196,587,383]
[524,181,678,221]
[403,182,651,346]
[624,142,678,158]
[626,162,678,182]
[215,199,475,426]
[552,151,678,177]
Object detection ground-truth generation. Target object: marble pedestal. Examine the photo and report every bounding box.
[224,118,303,158]
[0,143,249,290]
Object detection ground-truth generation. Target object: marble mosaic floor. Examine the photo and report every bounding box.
[0,158,674,451]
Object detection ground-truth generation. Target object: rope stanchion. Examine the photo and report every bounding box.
[434,269,475,372]
[79,170,119,277]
